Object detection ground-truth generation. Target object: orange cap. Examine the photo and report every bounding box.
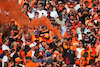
[15,57,22,62]
[10,19,15,22]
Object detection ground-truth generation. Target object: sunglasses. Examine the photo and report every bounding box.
[89,26,93,27]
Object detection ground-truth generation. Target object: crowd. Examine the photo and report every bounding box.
[0,0,100,67]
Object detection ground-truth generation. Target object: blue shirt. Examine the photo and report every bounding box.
[61,26,67,37]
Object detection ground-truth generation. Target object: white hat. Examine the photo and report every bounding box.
[29,43,36,48]
[88,23,93,26]
[58,1,62,4]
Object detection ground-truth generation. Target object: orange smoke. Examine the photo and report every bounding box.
[31,17,63,39]
[0,0,63,38]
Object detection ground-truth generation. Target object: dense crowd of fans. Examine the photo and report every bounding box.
[0,0,100,67]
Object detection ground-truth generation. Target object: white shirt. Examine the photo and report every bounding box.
[32,51,35,57]
[37,10,47,18]
[74,4,80,11]
[27,12,35,19]
[76,48,84,59]
[2,45,10,51]
[2,56,8,67]
[66,7,70,13]
[50,11,59,19]
[10,53,15,57]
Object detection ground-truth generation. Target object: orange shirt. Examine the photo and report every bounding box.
[8,63,12,67]
[30,0,37,7]
[25,42,31,46]
[83,0,92,4]
[26,61,37,67]
[20,51,25,65]
[81,57,87,67]
[0,50,3,55]
[90,47,96,60]
[0,38,2,43]
[26,51,32,57]
[70,45,77,51]
[81,50,91,64]
[71,40,79,46]
[95,45,100,62]
[64,30,77,38]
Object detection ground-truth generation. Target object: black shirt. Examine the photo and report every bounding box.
[12,52,19,65]
[64,48,76,64]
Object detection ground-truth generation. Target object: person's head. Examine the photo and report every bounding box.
[65,22,69,27]
[38,59,44,65]
[49,5,53,11]
[85,1,89,7]
[27,0,31,3]
[10,30,15,36]
[67,1,71,7]
[78,21,82,27]
[69,15,74,20]
[39,47,44,53]
[62,8,67,14]
[38,0,42,4]
[10,21,15,26]
[46,51,51,57]
[39,3,43,11]
[80,3,83,9]
[68,25,73,30]
[29,43,36,50]
[89,59,95,65]
[97,10,100,16]
[74,1,78,6]
[63,37,67,43]
[23,4,28,11]
[82,33,85,39]
[58,2,63,10]
[4,50,8,55]
[93,0,97,4]
[62,61,67,67]
[26,57,31,63]
[53,59,58,65]
[11,49,15,53]
[75,34,78,40]
[46,64,52,67]
[34,3,37,8]
[3,38,9,45]
[79,40,83,47]
[88,23,93,30]
[29,7,32,12]
[15,57,22,64]
[67,38,72,44]
[81,24,85,28]
[89,16,93,21]
[46,2,51,8]
[94,6,98,12]
[59,14,62,20]
[41,41,45,46]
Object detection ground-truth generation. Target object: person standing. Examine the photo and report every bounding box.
[26,57,37,67]
[37,3,47,18]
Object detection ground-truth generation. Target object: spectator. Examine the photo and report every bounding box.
[49,5,59,19]
[27,7,35,20]
[37,3,47,18]
[26,57,37,67]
